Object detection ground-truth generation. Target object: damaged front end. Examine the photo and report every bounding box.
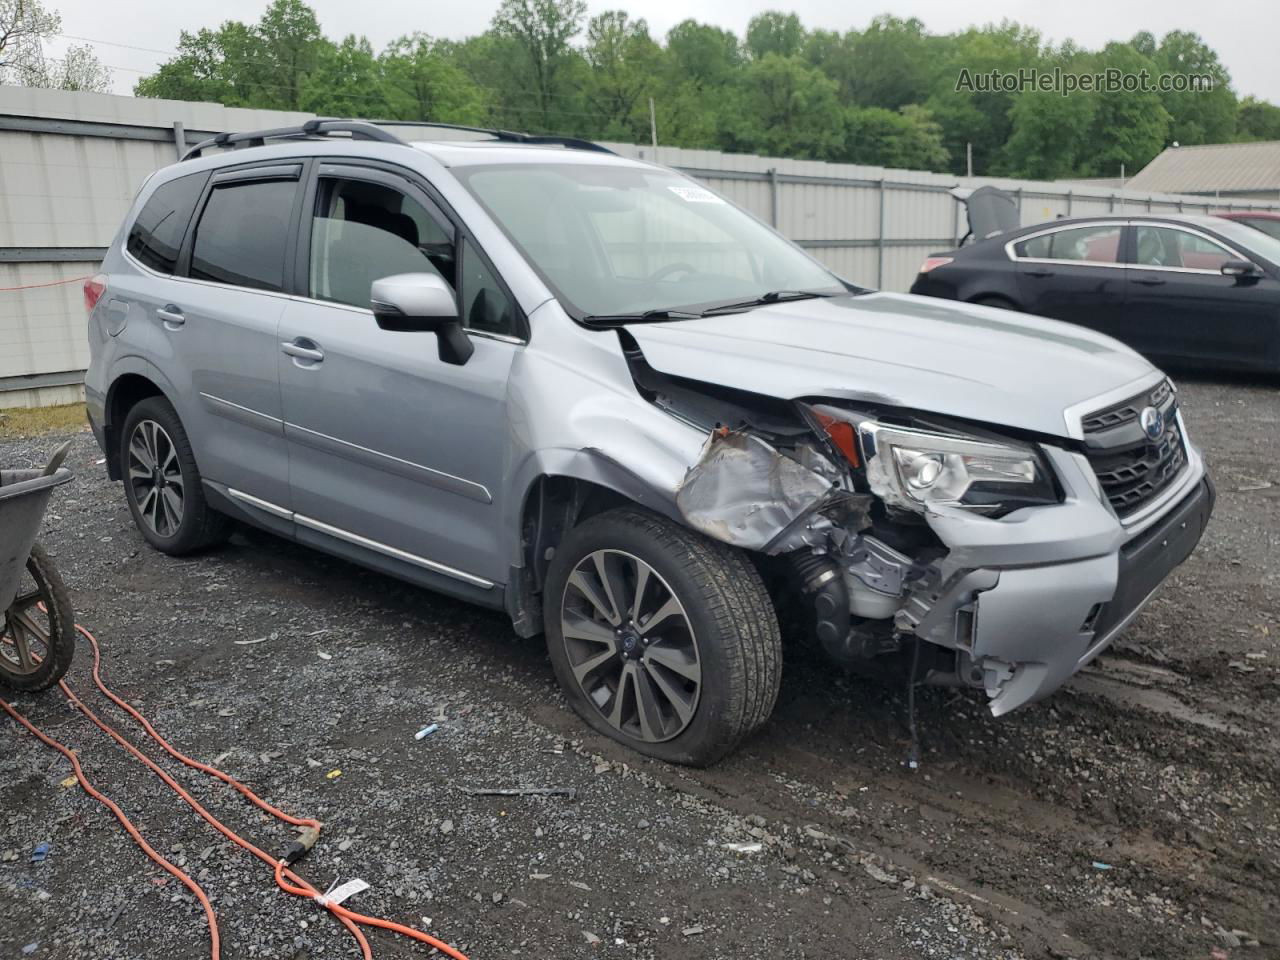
[644,343,1210,717]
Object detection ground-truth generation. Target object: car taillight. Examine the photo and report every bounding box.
[83,274,107,314]
[918,257,953,274]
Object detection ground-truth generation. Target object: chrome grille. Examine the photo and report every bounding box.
[1082,380,1186,518]
[1081,379,1173,436]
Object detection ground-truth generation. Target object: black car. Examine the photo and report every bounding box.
[910,193,1280,374]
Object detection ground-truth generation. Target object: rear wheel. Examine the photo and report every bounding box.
[0,544,75,692]
[544,507,781,767]
[121,397,230,555]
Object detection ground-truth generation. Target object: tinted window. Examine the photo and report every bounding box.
[461,239,516,336]
[309,178,454,308]
[126,173,208,274]
[190,179,297,291]
[1017,225,1120,263]
[1135,226,1232,271]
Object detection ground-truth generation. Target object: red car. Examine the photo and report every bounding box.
[1216,210,1280,242]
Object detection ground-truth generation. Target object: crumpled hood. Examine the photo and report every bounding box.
[624,292,1157,439]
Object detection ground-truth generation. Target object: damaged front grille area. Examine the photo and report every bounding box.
[1083,380,1187,519]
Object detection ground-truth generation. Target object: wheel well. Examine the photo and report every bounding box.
[103,374,164,480]
[508,475,635,637]
[968,293,1020,310]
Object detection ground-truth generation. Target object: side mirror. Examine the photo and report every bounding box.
[370,273,474,366]
[1220,259,1262,281]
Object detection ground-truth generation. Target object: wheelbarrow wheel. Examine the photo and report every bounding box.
[0,543,75,691]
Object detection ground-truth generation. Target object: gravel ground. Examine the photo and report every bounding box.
[1,373,1276,960]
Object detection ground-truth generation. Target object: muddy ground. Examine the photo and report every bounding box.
[1,373,1277,960]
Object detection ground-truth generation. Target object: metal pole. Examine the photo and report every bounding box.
[966,142,973,178]
[1066,190,1073,217]
[172,121,185,161]
[767,168,779,227]
[648,97,657,151]
[876,178,886,289]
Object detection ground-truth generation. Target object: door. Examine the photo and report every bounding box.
[1125,223,1279,367]
[1011,222,1128,337]
[169,163,303,510]
[277,163,523,588]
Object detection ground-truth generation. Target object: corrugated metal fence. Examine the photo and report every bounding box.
[4,86,1278,407]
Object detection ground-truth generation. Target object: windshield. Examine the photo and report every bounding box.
[1212,218,1280,266]
[453,162,847,319]
[1235,217,1280,244]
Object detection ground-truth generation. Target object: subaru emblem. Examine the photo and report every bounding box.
[1139,406,1164,441]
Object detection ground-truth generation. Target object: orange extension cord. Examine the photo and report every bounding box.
[0,622,470,960]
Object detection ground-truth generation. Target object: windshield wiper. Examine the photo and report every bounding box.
[581,308,704,327]
[699,290,836,316]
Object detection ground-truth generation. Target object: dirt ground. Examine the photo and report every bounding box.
[1,373,1277,960]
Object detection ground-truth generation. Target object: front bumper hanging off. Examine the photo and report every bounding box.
[903,445,1214,716]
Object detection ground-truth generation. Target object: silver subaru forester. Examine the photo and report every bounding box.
[85,120,1214,766]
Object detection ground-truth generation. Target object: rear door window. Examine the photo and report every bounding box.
[1015,225,1121,263]
[126,172,208,274]
[190,178,299,292]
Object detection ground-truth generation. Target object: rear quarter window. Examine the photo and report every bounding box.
[126,172,209,274]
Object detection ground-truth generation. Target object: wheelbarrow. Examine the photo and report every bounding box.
[0,441,75,691]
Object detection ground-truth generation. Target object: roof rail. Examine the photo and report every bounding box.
[182,119,405,160]
[374,120,616,155]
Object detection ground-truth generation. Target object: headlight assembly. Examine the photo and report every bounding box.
[864,422,1058,515]
[807,405,1059,516]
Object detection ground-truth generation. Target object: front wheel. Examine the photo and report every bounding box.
[544,508,782,767]
[0,544,75,691]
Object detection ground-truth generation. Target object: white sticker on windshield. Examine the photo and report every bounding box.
[668,185,724,204]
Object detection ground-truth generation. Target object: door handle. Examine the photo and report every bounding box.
[281,339,325,364]
[157,305,185,327]
[1025,269,1055,278]
[1133,276,1166,286]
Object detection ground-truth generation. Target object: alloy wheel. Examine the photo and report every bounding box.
[560,549,701,743]
[128,419,184,537]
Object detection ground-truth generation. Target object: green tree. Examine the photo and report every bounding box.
[847,16,934,110]
[664,19,740,90]
[745,11,804,60]
[136,0,326,110]
[1003,85,1097,179]
[721,53,842,160]
[1149,31,1236,145]
[844,104,949,169]
[1080,42,1171,176]
[1237,96,1280,141]
[491,0,587,130]
[381,34,486,125]
[925,21,1044,175]
[583,11,660,140]
[301,34,388,117]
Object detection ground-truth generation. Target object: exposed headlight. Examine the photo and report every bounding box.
[842,415,1058,516]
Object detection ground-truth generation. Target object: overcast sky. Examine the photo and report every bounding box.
[45,0,1280,104]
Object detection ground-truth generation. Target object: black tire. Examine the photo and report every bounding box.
[120,396,230,555]
[544,507,782,767]
[0,543,75,692]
